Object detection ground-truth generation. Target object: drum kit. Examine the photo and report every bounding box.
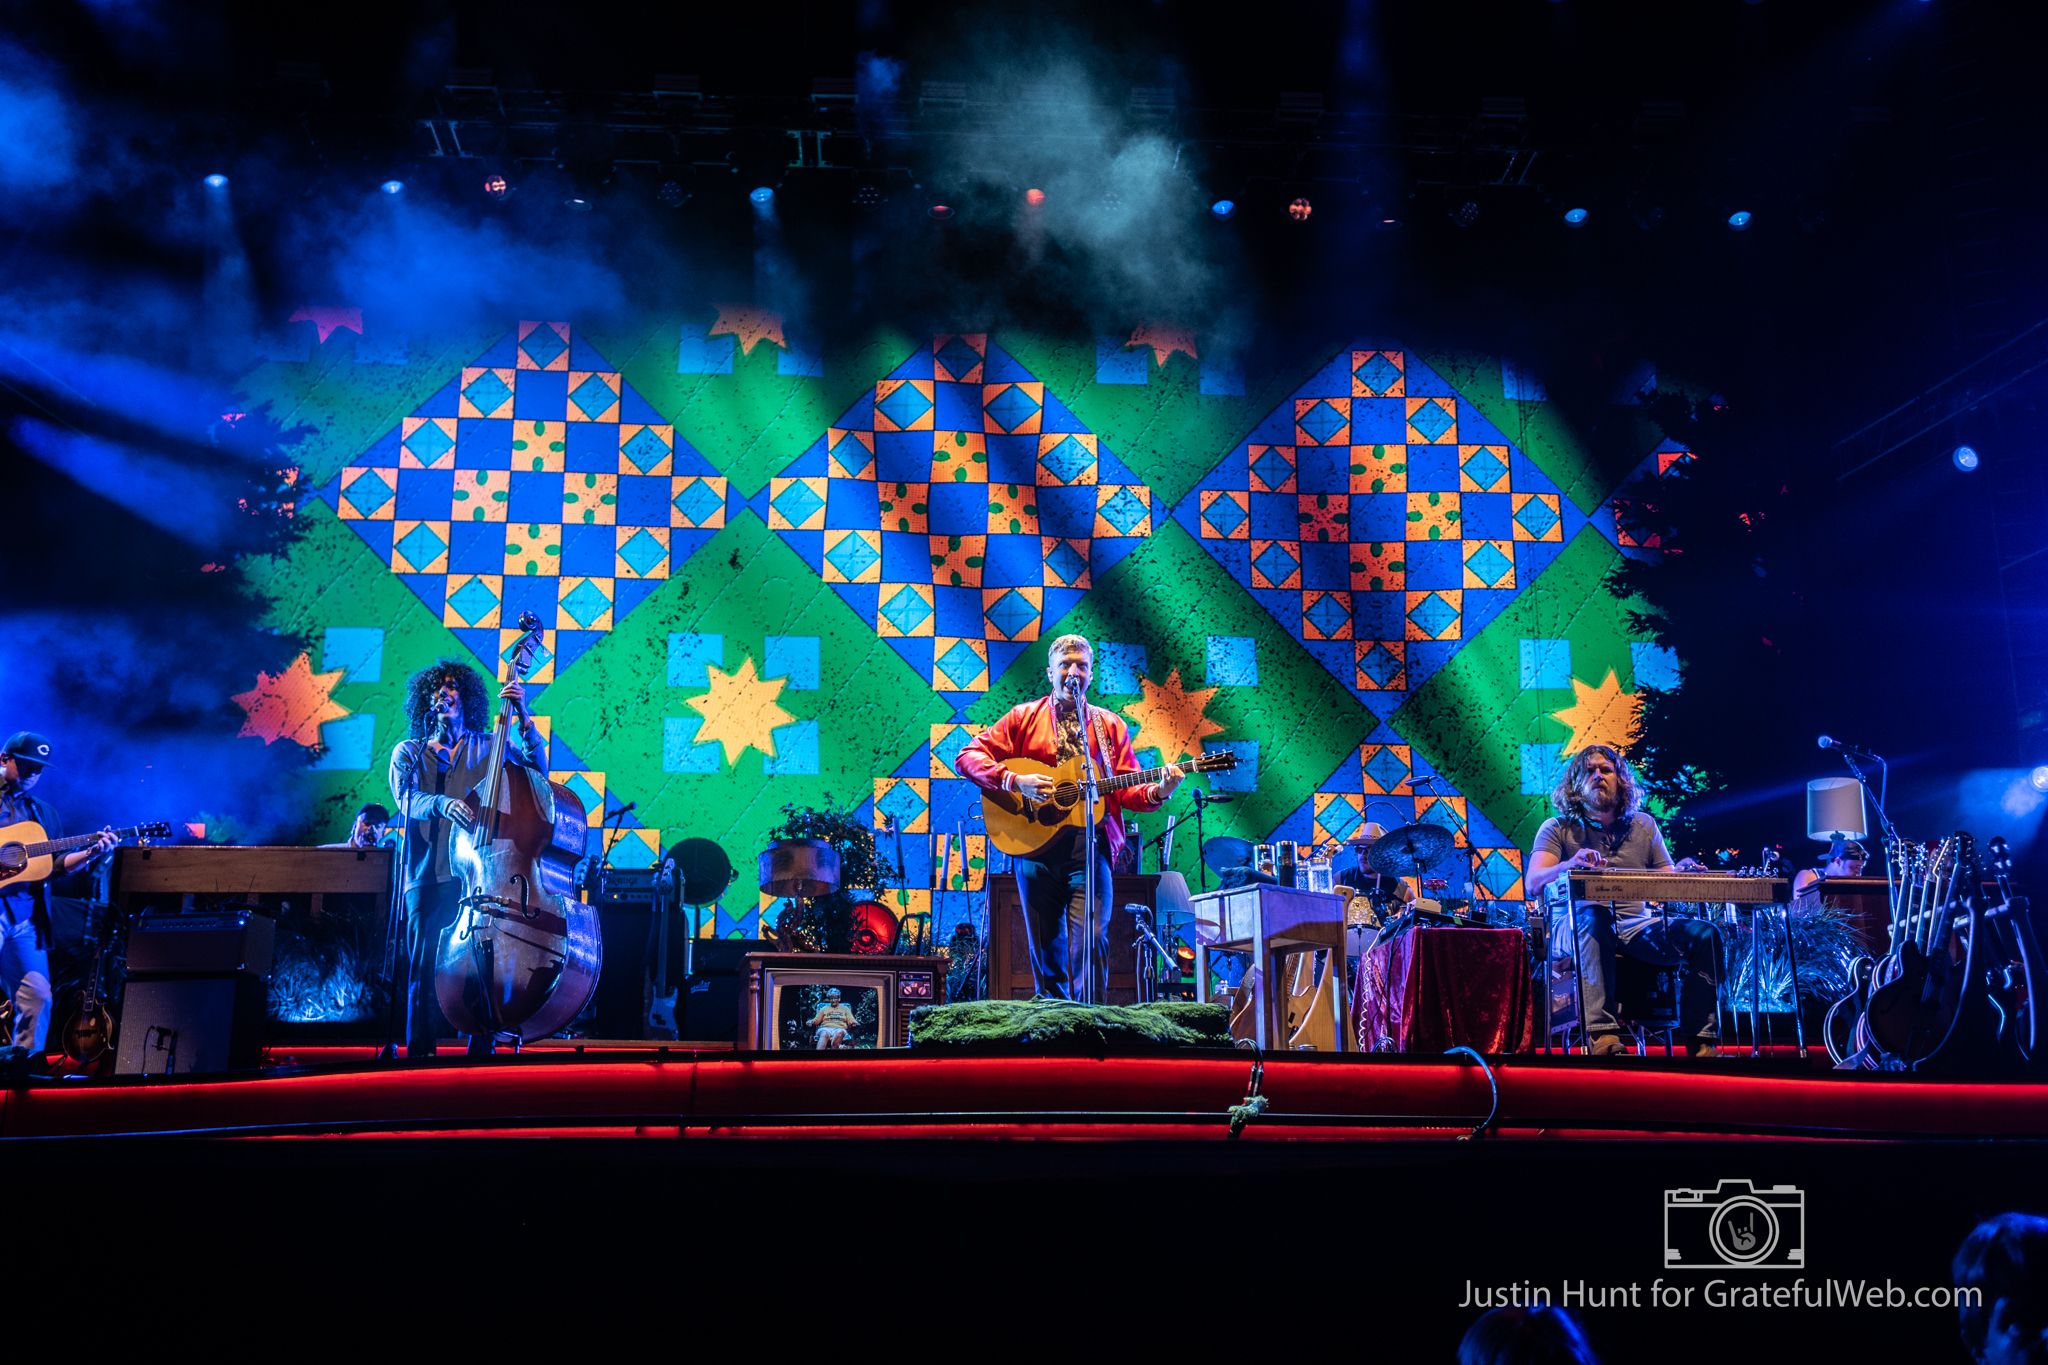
[1201,820,1463,930]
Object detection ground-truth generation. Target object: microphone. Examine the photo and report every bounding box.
[612,800,638,816]
[1193,791,1234,804]
[1818,735,1881,761]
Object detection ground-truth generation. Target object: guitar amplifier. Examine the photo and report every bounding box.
[593,868,657,907]
[124,907,276,978]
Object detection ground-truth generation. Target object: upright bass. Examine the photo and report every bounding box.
[435,613,602,1042]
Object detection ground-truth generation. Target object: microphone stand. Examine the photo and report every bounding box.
[1190,789,1220,889]
[1072,678,1102,1005]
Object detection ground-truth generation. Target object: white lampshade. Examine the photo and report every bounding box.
[1807,777,1867,842]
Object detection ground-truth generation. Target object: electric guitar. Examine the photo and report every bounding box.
[58,906,115,1075]
[982,752,1239,859]
[0,821,172,888]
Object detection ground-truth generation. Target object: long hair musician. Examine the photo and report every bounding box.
[1523,744,1722,1059]
[387,660,541,1058]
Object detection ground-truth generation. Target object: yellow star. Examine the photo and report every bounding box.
[683,656,797,765]
[232,652,351,748]
[708,304,787,356]
[1127,321,1198,368]
[1549,668,1642,755]
[1118,667,1225,762]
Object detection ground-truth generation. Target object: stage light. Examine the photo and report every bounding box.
[380,180,405,196]
[1288,196,1312,221]
[203,173,228,190]
[2031,766,2048,794]
[565,196,593,212]
[928,203,953,220]
[1564,207,1589,226]
[1451,200,1480,228]
[853,183,881,209]
[1102,189,1123,212]
[482,174,509,200]
[1954,445,1981,471]
[1024,188,1045,208]
[1375,217,1403,231]
[1210,199,1236,219]
[1727,210,1753,231]
[657,180,685,208]
[749,186,774,206]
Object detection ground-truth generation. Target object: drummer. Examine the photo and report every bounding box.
[1337,823,1418,910]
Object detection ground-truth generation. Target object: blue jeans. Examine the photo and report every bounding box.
[1556,902,1722,1042]
[1013,852,1114,1001]
[0,897,52,1052]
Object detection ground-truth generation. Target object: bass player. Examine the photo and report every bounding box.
[0,732,113,1057]
[956,634,1184,1000]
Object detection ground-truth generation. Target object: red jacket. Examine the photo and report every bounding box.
[955,696,1166,866]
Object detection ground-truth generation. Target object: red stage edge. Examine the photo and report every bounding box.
[12,1050,2048,1142]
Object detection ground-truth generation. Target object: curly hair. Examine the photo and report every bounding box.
[1549,744,1644,821]
[402,659,490,739]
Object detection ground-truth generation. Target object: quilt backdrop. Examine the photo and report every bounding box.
[236,308,1682,939]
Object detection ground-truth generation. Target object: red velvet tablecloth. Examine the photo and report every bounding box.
[1354,927,1535,1054]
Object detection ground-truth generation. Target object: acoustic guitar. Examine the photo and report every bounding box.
[982,751,1239,859]
[0,821,172,889]
[58,906,115,1075]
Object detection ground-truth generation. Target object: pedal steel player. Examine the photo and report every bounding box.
[956,635,1185,1000]
[0,733,114,1056]
[1524,744,1722,1058]
[387,662,540,1058]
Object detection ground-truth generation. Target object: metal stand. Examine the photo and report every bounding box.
[1190,789,1222,889]
[1076,691,1102,1005]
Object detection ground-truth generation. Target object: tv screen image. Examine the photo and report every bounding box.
[777,980,883,1050]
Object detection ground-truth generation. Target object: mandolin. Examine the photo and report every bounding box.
[982,751,1239,859]
[0,821,173,889]
[58,905,115,1074]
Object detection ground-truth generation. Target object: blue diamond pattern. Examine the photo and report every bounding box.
[394,522,447,569]
[1475,849,1520,898]
[1514,497,1561,539]
[403,421,456,464]
[621,426,671,473]
[618,529,668,577]
[876,383,934,429]
[673,478,724,525]
[984,588,1038,638]
[462,371,514,416]
[1097,487,1148,536]
[1419,797,1466,837]
[1039,435,1094,484]
[1465,542,1514,586]
[569,374,616,419]
[505,635,554,674]
[520,326,567,369]
[829,433,874,477]
[1358,642,1403,688]
[880,586,934,634]
[1409,399,1454,443]
[446,576,501,625]
[1251,447,1295,487]
[343,470,394,517]
[1044,540,1088,585]
[1407,591,1459,638]
[1363,747,1410,791]
[985,385,1042,432]
[559,772,602,815]
[932,725,978,774]
[1201,495,1248,537]
[1317,800,1364,843]
[874,781,929,830]
[770,480,825,527]
[1303,594,1349,637]
[1297,400,1347,444]
[934,640,985,688]
[560,578,613,628]
[1252,541,1300,584]
[1460,446,1508,489]
[1354,353,1402,394]
[935,336,982,379]
[826,533,881,580]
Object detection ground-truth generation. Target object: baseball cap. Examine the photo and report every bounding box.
[2,732,53,770]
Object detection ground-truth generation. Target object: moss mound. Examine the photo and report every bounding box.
[907,997,1232,1052]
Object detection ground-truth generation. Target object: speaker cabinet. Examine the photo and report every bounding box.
[114,976,267,1075]
[986,874,1160,1003]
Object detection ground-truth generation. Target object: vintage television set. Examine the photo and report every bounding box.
[739,952,946,1050]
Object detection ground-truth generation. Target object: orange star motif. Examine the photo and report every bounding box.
[1127,321,1198,368]
[1118,667,1224,763]
[708,304,787,356]
[1549,668,1643,755]
[232,652,351,748]
[683,656,798,765]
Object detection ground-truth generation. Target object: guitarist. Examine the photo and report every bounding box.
[0,732,114,1056]
[386,662,540,1058]
[956,634,1184,999]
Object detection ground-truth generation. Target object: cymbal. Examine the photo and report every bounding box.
[1366,823,1456,878]
[666,837,735,906]
[1202,836,1253,872]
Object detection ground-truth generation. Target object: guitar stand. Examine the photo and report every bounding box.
[1744,903,1807,1060]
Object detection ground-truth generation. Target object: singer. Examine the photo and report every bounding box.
[388,660,542,1057]
[956,634,1184,999]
